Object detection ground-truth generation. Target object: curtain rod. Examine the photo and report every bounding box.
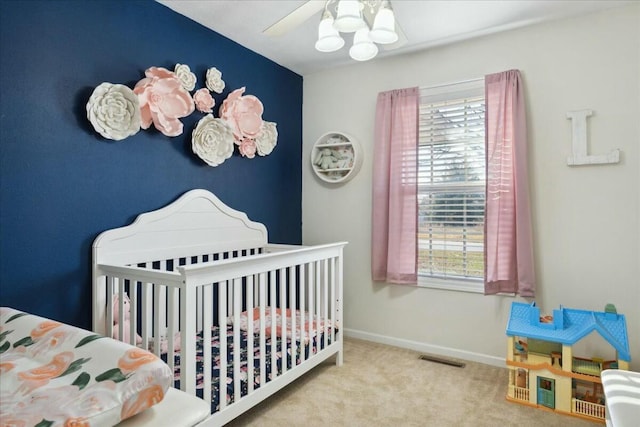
[419,77,483,91]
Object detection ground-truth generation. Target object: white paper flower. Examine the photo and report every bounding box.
[86,82,141,141]
[255,121,278,156]
[174,63,197,91]
[192,114,235,167]
[206,67,225,94]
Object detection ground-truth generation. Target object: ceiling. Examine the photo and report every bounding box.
[157,0,632,76]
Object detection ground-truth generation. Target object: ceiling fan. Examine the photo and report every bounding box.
[263,0,408,60]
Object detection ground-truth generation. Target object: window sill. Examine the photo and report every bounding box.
[417,275,484,293]
[417,276,517,297]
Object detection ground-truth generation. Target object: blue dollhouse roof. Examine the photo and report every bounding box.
[506,302,630,362]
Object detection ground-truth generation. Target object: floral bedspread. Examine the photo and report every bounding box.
[0,307,172,427]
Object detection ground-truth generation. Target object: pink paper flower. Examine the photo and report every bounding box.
[238,138,257,159]
[193,88,215,113]
[220,87,264,142]
[134,67,195,137]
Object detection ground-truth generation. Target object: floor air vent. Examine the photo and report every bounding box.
[419,354,466,368]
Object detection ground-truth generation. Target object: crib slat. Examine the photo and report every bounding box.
[219,281,228,410]
[118,279,125,344]
[200,283,212,405]
[233,278,242,404]
[172,258,180,333]
[167,286,176,373]
[336,248,344,366]
[187,254,203,333]
[323,259,329,349]
[259,272,267,386]
[315,260,321,350]
[106,276,114,339]
[289,265,297,367]
[246,275,254,393]
[180,280,197,396]
[159,261,167,334]
[308,262,315,357]
[270,270,277,379]
[299,263,306,363]
[279,268,287,375]
[329,258,338,344]
[228,275,234,318]
[196,285,203,332]
[130,282,138,346]
[153,286,162,356]
[141,280,151,350]
[101,276,113,337]
[253,273,259,306]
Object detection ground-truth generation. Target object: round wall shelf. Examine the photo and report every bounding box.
[311,131,363,184]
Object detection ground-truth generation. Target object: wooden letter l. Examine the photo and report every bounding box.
[566,110,620,166]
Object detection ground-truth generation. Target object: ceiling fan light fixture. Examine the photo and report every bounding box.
[349,27,378,61]
[313,0,401,62]
[369,5,398,44]
[333,0,366,33]
[315,11,345,52]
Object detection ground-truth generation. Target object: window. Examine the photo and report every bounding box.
[417,80,485,292]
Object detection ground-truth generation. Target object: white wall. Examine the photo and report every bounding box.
[302,4,640,369]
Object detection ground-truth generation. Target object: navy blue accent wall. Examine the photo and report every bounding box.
[0,0,303,329]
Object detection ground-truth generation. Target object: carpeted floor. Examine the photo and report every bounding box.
[226,338,600,426]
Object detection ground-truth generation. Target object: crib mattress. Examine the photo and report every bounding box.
[165,321,337,413]
[0,307,173,427]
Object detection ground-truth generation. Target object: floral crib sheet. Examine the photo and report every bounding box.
[0,307,173,427]
[166,312,337,413]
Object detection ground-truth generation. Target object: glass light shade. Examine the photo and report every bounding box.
[349,28,378,61]
[334,0,366,33]
[315,15,345,52]
[369,7,398,44]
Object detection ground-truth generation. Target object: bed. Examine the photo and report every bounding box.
[92,189,346,426]
[601,369,640,427]
[0,306,209,427]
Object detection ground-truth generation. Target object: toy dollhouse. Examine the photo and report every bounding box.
[505,302,630,423]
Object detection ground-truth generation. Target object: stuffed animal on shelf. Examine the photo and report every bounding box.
[112,293,143,345]
[333,147,354,169]
[313,148,338,170]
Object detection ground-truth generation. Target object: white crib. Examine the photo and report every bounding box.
[92,189,346,426]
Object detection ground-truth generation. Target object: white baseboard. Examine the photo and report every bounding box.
[344,328,506,368]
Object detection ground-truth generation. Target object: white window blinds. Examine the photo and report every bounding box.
[418,80,485,283]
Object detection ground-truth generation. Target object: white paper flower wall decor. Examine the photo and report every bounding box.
[205,67,225,94]
[85,64,278,167]
[174,63,196,91]
[192,114,235,167]
[86,83,141,141]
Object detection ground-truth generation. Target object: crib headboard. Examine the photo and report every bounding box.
[93,189,268,266]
